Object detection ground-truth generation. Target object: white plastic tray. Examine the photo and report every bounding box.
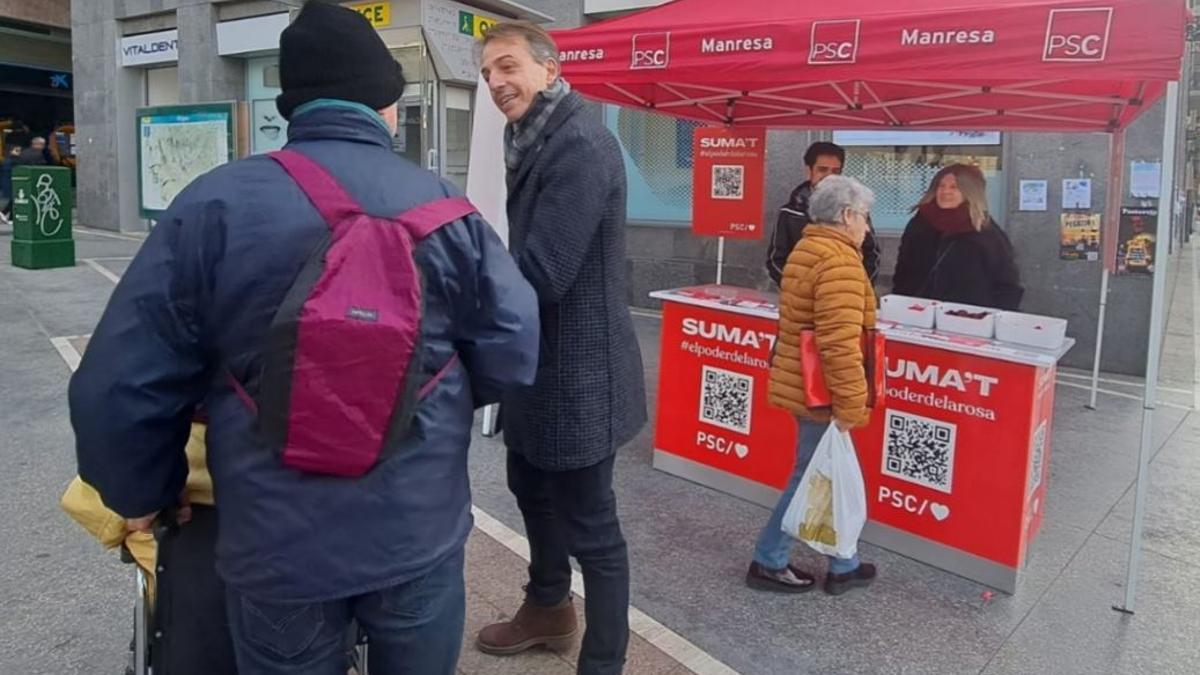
[935,302,997,339]
[880,294,939,329]
[995,311,1068,350]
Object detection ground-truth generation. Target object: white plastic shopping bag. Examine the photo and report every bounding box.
[780,425,868,559]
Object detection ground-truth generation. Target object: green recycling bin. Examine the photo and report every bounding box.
[11,165,75,270]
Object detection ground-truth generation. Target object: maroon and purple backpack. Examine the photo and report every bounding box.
[228,149,475,477]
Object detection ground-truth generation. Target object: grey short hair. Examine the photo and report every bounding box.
[479,21,559,66]
[807,175,875,225]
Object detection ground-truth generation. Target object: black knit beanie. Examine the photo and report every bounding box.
[276,1,406,120]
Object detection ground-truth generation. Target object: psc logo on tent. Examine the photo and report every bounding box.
[809,19,861,65]
[1043,7,1113,62]
[631,32,670,70]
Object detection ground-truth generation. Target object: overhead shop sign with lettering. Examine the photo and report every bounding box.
[121,29,179,67]
[0,64,72,94]
[347,1,391,27]
[423,0,504,83]
[457,10,497,38]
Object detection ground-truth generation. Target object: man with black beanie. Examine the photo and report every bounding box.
[274,1,406,122]
[69,3,541,674]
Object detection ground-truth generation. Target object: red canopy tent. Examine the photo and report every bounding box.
[552,0,1191,612]
[552,0,1185,132]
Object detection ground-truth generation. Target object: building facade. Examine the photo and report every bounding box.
[1,0,73,159]
[71,0,1190,375]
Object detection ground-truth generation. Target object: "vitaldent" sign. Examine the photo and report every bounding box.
[121,30,179,67]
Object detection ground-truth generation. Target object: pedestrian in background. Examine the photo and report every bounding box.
[0,144,20,223]
[18,137,48,166]
[749,175,879,596]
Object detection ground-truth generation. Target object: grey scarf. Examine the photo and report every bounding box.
[504,78,572,178]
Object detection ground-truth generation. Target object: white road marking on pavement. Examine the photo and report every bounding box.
[1191,239,1199,411]
[1056,370,1194,396]
[50,336,82,372]
[82,258,122,285]
[471,506,740,675]
[631,308,663,320]
[1055,380,1194,412]
[73,226,146,242]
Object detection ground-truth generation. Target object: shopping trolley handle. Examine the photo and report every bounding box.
[152,507,180,542]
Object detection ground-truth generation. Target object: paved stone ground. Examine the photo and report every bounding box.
[2,226,1198,674]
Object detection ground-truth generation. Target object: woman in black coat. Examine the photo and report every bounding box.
[892,164,1023,310]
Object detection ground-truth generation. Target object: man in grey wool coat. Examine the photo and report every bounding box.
[475,20,648,675]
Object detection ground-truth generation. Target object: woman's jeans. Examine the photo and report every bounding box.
[752,418,861,575]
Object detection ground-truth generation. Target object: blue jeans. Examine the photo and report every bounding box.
[753,419,861,575]
[225,548,465,675]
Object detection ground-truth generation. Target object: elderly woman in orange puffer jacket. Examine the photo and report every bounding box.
[746,175,879,597]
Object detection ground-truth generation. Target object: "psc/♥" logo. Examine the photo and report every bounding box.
[1043,7,1113,62]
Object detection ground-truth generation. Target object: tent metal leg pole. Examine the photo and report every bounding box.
[1092,130,1125,409]
[481,403,499,437]
[1117,80,1181,615]
[135,567,148,675]
[716,236,726,285]
[1088,267,1109,410]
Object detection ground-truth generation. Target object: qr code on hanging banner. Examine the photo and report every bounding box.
[699,365,753,435]
[1029,421,1047,495]
[711,165,745,200]
[882,410,957,494]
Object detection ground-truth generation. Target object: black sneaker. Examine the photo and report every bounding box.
[745,562,816,594]
[824,562,877,596]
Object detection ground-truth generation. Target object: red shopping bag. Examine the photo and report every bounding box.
[799,329,885,410]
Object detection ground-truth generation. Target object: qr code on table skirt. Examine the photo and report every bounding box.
[1028,421,1047,495]
[882,410,957,494]
[711,165,745,200]
[699,365,752,434]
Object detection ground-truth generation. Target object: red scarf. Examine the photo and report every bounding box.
[919,202,976,235]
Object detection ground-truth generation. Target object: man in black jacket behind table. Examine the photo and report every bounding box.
[766,141,880,285]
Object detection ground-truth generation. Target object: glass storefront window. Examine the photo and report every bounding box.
[390,42,435,170]
[443,105,471,191]
[247,57,285,154]
[262,64,280,89]
[843,144,1005,233]
[604,104,701,223]
[397,100,423,165]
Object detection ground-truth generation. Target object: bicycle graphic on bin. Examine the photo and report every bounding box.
[34,173,64,238]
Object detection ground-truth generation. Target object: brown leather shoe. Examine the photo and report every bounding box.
[477,595,579,656]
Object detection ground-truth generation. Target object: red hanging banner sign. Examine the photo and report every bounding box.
[691,127,766,239]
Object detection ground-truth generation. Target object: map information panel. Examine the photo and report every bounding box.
[137,104,235,217]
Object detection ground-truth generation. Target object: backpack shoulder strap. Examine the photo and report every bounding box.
[269,150,361,229]
[394,196,478,241]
